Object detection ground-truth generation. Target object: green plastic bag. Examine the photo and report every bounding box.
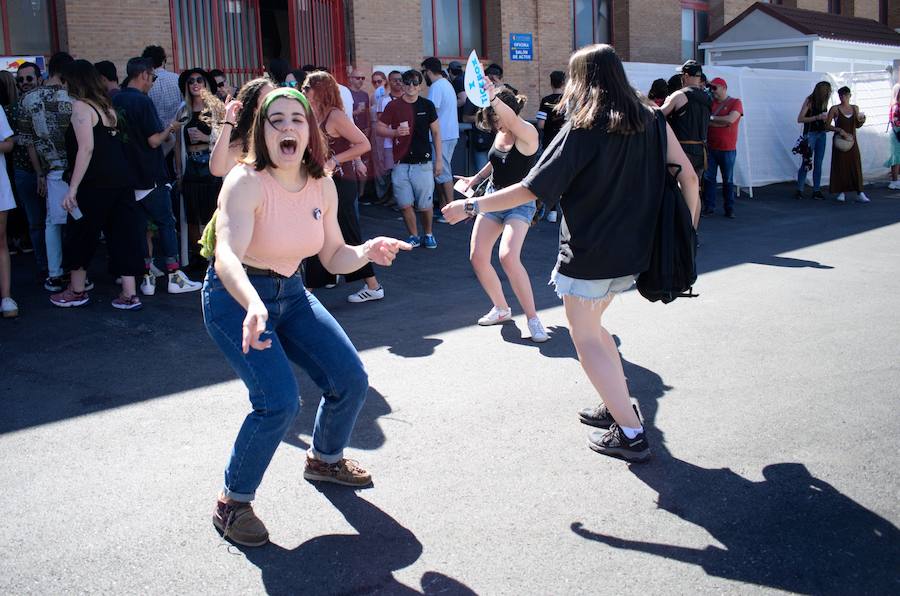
[199,211,217,260]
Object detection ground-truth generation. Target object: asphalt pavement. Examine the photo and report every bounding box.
[2,182,899,595]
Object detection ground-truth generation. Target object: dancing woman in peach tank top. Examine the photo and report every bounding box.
[201,89,410,547]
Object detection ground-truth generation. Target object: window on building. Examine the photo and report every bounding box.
[827,0,841,14]
[1,0,57,56]
[572,0,612,50]
[681,1,709,62]
[422,0,483,58]
[879,0,887,24]
[171,0,262,81]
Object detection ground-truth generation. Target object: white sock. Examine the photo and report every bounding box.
[620,425,643,439]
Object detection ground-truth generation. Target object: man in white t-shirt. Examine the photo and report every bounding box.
[421,57,459,211]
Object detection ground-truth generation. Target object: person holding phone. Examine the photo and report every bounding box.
[454,83,548,342]
[443,45,700,462]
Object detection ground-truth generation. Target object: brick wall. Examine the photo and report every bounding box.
[847,0,879,20]
[891,0,900,29]
[61,0,173,81]
[350,0,425,94]
[795,0,828,11]
[626,1,682,63]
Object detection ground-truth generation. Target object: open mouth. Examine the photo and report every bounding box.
[279,137,298,156]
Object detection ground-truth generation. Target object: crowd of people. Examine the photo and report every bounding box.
[4,39,899,548]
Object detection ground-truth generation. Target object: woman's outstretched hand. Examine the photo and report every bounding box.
[363,237,413,266]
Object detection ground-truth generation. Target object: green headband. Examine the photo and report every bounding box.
[262,87,311,116]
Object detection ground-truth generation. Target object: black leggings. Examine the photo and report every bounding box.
[62,185,145,277]
[305,173,375,288]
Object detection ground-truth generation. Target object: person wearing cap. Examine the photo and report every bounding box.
[93,61,120,99]
[704,77,743,218]
[660,60,711,184]
[114,57,202,295]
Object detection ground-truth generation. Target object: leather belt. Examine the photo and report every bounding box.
[243,265,300,278]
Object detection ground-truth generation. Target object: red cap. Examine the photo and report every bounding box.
[710,77,727,88]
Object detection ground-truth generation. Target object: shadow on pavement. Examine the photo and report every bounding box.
[239,484,476,595]
[571,339,900,594]
[3,183,899,433]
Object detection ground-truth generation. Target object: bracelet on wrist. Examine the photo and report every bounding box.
[223,121,237,127]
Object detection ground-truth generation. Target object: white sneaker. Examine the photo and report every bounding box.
[888,181,900,190]
[546,211,558,223]
[835,193,846,202]
[347,285,384,303]
[167,270,202,293]
[855,192,870,203]
[1,297,18,318]
[527,317,549,343]
[140,274,156,295]
[477,306,512,326]
[149,262,165,277]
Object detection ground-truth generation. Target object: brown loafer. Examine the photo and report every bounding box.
[303,456,372,487]
[212,499,269,547]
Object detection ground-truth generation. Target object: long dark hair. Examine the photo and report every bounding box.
[63,59,115,121]
[248,93,327,178]
[0,71,17,107]
[648,78,669,101]
[476,88,526,133]
[230,77,275,152]
[557,44,651,134]
[807,81,832,114]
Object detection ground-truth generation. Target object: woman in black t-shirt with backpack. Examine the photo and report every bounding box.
[443,44,700,462]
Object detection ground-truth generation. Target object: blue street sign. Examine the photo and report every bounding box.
[510,33,533,61]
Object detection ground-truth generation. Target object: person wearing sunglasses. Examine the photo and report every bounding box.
[17,52,75,293]
[175,68,225,265]
[10,62,48,283]
[204,88,410,546]
[376,70,442,249]
[114,57,201,296]
[704,77,743,218]
[209,69,231,102]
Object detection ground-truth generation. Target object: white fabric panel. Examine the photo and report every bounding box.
[623,62,895,189]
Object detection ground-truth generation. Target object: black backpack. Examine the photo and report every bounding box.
[636,112,699,304]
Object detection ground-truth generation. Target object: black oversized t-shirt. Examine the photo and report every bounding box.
[521,110,665,280]
[113,87,168,188]
[379,96,438,164]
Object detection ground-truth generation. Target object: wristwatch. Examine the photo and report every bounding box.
[464,199,479,216]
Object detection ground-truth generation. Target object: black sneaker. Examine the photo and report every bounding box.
[724,211,736,219]
[44,276,65,292]
[578,403,640,429]
[794,190,804,200]
[588,423,651,462]
[700,207,714,217]
[812,191,825,200]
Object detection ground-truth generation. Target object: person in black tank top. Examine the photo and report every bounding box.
[454,85,548,342]
[795,81,832,199]
[299,72,383,303]
[49,60,145,311]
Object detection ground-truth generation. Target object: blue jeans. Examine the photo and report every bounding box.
[703,149,736,213]
[138,185,179,267]
[202,265,369,502]
[797,131,827,192]
[13,169,47,273]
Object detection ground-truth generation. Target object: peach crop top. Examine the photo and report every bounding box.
[240,164,327,276]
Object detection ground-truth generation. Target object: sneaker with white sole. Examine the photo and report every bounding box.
[835,193,846,202]
[477,306,512,326]
[423,234,437,249]
[140,273,156,296]
[50,287,90,308]
[111,294,143,310]
[527,317,549,343]
[407,235,421,248]
[888,181,900,190]
[347,285,384,303]
[855,192,870,203]
[167,269,202,293]
[1,297,18,318]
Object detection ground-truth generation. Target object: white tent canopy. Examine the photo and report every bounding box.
[624,62,895,191]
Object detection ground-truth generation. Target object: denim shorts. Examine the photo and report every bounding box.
[392,162,435,210]
[550,269,636,302]
[481,200,537,225]
[432,138,457,184]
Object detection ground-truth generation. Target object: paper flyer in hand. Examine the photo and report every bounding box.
[464,50,490,109]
